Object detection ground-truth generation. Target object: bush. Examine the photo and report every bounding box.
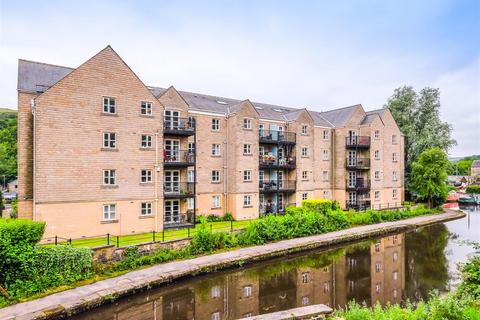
[466,185,480,194]
[458,256,480,299]
[189,221,236,254]
[301,199,336,214]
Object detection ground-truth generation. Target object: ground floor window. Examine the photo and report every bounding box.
[323,191,329,199]
[212,195,220,209]
[164,200,180,224]
[103,204,116,220]
[243,195,252,207]
[141,202,152,216]
[302,193,308,200]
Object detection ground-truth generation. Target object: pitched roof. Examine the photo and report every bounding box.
[17,57,374,128]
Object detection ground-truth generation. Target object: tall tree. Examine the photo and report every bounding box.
[0,111,17,182]
[410,148,449,207]
[385,86,456,190]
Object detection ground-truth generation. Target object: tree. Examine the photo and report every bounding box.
[385,87,456,191]
[0,110,17,182]
[411,148,449,208]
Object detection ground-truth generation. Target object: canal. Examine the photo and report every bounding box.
[73,206,479,320]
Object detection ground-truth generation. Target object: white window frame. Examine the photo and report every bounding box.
[322,170,329,182]
[103,169,116,185]
[211,312,220,320]
[374,150,380,160]
[243,170,252,182]
[103,132,116,149]
[392,152,398,162]
[188,170,195,183]
[140,202,152,216]
[301,125,308,135]
[393,189,398,199]
[243,144,252,155]
[140,101,153,116]
[392,134,397,144]
[212,195,221,208]
[211,144,221,156]
[302,171,308,180]
[374,171,380,180]
[323,149,329,161]
[103,97,116,114]
[243,285,252,297]
[375,191,380,201]
[211,286,221,298]
[141,134,152,148]
[323,130,329,140]
[187,197,194,210]
[141,169,153,183]
[301,147,308,157]
[211,170,220,183]
[323,191,329,199]
[302,193,308,200]
[374,130,380,139]
[243,118,252,130]
[211,118,220,131]
[243,195,252,207]
[392,171,397,181]
[103,204,116,220]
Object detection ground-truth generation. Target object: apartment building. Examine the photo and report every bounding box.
[17,46,404,238]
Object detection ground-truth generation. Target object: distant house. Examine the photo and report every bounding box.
[447,175,471,186]
[471,160,480,177]
[7,179,18,194]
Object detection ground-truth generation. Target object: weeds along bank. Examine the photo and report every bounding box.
[0,200,441,306]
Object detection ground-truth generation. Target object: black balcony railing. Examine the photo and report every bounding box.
[164,117,195,136]
[346,200,371,211]
[163,182,195,198]
[346,136,370,148]
[164,150,195,166]
[259,156,296,169]
[346,178,371,191]
[259,130,296,144]
[164,210,195,229]
[259,180,296,193]
[260,202,296,215]
[346,157,370,170]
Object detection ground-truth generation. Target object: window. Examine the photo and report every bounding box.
[211,286,220,298]
[323,130,329,140]
[392,134,397,144]
[103,170,116,185]
[393,189,398,199]
[211,170,220,183]
[243,144,252,155]
[393,289,398,299]
[393,271,398,280]
[322,170,329,182]
[323,149,329,160]
[375,262,382,272]
[302,171,308,180]
[103,132,116,149]
[141,135,152,148]
[392,171,398,181]
[259,170,264,183]
[302,193,308,200]
[374,130,380,139]
[243,118,252,129]
[302,272,310,283]
[323,267,329,272]
[211,312,220,320]
[324,281,330,293]
[141,169,152,183]
[140,101,152,116]
[301,147,308,157]
[375,243,381,252]
[188,170,195,183]
[141,202,152,216]
[103,204,116,220]
[243,286,252,297]
[374,150,380,160]
[392,152,398,162]
[212,118,220,131]
[188,142,195,153]
[302,296,309,306]
[211,144,221,156]
[243,170,252,182]
[375,191,380,201]
[212,195,220,208]
[374,171,380,180]
[301,125,308,135]
[393,235,398,244]
[243,195,252,207]
[393,251,398,262]
[323,191,329,199]
[187,198,194,210]
[103,97,116,114]
[259,146,265,157]
[376,283,381,293]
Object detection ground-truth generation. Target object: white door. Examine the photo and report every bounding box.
[164,110,180,130]
[164,200,180,224]
[348,171,356,187]
[348,151,357,166]
[165,140,180,161]
[164,171,180,193]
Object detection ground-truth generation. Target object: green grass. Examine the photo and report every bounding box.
[42,220,254,248]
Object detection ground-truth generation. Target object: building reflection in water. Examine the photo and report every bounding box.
[73,234,406,320]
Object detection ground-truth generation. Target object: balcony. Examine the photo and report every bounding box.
[346,200,371,211]
[346,157,370,170]
[164,210,195,229]
[260,202,296,215]
[259,180,296,193]
[346,178,371,192]
[163,182,195,198]
[164,150,195,167]
[164,117,195,136]
[259,155,296,169]
[259,130,296,145]
[346,136,370,149]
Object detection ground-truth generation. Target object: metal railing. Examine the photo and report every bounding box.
[346,157,370,169]
[164,210,195,228]
[346,178,371,191]
[260,202,296,215]
[259,156,296,168]
[164,117,195,135]
[163,182,195,197]
[259,130,296,144]
[164,150,195,166]
[259,180,296,192]
[346,136,370,148]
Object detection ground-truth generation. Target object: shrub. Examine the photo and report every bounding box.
[458,256,480,299]
[284,206,303,215]
[301,199,335,214]
[189,221,235,254]
[466,185,480,194]
[223,212,234,221]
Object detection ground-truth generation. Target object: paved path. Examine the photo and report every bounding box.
[0,210,465,320]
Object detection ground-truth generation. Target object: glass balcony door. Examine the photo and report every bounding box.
[164,200,180,224]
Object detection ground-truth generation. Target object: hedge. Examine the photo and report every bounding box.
[466,185,480,194]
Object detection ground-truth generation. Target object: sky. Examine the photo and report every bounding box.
[0,0,479,157]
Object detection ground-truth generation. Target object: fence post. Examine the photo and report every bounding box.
[153,230,156,242]
[116,236,119,247]
[68,238,72,245]
[188,226,190,238]
[230,220,233,233]
[55,235,58,246]
[210,224,213,233]
[162,230,165,242]
[107,233,110,246]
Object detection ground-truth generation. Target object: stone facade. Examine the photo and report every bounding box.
[17,46,405,238]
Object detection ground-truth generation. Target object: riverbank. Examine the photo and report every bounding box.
[0,209,465,320]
